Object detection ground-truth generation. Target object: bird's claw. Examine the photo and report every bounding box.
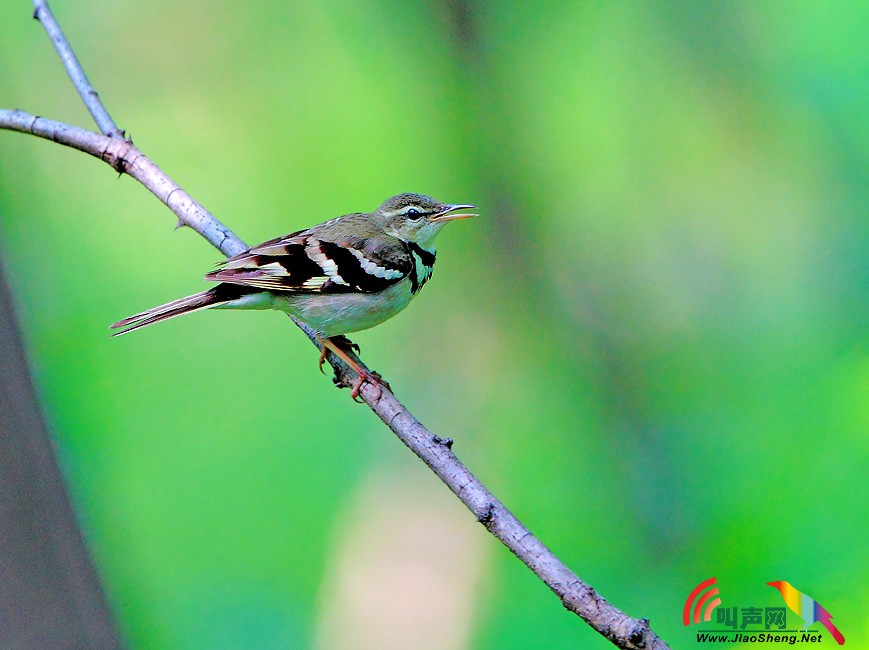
[318,346,328,374]
[350,370,390,403]
[317,335,386,402]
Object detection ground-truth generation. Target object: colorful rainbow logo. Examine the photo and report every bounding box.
[767,580,845,645]
[683,576,722,626]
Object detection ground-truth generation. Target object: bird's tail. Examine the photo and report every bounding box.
[110,288,226,335]
[818,607,845,645]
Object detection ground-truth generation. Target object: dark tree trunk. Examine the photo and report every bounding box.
[0,255,124,649]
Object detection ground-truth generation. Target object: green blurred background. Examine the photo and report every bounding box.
[1,1,866,648]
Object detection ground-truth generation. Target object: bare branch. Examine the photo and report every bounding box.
[0,110,240,256]
[0,7,672,649]
[31,0,123,139]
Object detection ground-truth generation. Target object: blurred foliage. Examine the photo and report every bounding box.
[1,1,866,648]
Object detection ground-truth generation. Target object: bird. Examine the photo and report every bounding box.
[766,580,844,645]
[111,193,476,399]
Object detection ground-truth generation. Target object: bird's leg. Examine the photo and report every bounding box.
[318,335,360,374]
[318,336,388,402]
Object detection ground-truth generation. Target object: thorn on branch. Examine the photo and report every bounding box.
[105,147,127,175]
[629,619,651,647]
[432,434,453,449]
[476,502,495,526]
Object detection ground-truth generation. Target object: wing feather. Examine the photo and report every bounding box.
[205,223,413,294]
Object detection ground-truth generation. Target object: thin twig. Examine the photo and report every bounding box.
[32,0,123,139]
[1,5,671,648]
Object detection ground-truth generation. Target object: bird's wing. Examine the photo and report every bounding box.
[206,218,413,294]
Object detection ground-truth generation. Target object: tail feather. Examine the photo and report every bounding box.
[110,289,224,335]
[818,608,845,645]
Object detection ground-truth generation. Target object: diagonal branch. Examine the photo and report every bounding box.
[0,3,672,648]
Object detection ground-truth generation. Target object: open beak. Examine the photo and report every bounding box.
[429,203,478,223]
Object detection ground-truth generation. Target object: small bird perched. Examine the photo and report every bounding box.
[766,580,845,645]
[111,193,476,399]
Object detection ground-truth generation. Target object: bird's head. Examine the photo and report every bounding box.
[767,581,787,591]
[373,193,476,248]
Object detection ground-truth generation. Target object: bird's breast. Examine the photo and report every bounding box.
[277,278,417,337]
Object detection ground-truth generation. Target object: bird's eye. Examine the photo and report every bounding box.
[405,207,422,218]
